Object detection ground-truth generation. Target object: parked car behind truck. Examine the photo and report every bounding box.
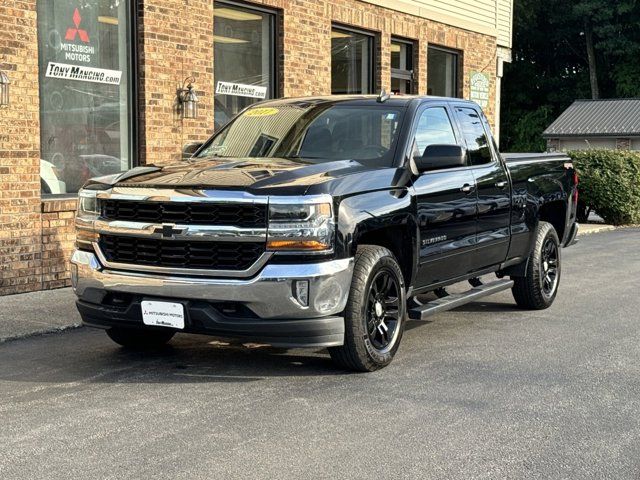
[71,95,579,371]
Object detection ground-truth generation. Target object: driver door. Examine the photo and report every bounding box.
[411,105,478,288]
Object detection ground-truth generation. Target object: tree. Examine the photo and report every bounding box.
[501,0,640,152]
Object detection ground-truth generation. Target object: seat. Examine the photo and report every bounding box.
[299,126,333,158]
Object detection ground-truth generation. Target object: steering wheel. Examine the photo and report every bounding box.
[356,145,388,158]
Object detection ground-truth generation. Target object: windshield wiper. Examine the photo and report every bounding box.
[285,155,325,161]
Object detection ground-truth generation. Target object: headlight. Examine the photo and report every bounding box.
[76,189,99,251]
[78,189,99,218]
[267,198,334,252]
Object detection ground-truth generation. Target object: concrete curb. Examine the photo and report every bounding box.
[0,323,82,345]
[577,224,617,236]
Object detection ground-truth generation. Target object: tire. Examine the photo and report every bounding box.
[106,327,175,349]
[511,221,561,310]
[329,245,406,372]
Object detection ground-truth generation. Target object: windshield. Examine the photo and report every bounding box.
[196,102,406,167]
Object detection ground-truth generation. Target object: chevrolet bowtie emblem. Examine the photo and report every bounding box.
[154,224,185,239]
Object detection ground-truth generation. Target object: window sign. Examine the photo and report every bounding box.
[214,2,276,130]
[469,72,490,108]
[37,1,133,196]
[215,81,267,99]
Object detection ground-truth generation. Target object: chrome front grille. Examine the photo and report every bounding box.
[89,191,272,277]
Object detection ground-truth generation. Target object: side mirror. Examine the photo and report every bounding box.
[182,142,203,160]
[414,144,466,173]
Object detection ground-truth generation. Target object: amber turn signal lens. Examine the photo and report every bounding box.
[266,240,329,251]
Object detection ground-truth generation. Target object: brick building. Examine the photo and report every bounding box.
[0,0,513,296]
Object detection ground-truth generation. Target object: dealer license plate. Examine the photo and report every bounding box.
[141,301,185,330]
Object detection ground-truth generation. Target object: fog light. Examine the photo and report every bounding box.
[314,278,343,314]
[293,280,309,307]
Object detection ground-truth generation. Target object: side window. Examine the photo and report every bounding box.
[454,107,493,166]
[414,107,457,156]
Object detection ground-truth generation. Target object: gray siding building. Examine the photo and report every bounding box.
[543,99,640,152]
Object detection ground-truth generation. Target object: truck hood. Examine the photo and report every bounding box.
[106,157,378,194]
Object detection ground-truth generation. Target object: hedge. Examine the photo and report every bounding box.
[568,150,640,226]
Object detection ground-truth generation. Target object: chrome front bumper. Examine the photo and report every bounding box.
[71,250,354,320]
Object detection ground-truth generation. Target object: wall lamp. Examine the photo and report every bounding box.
[177,76,199,119]
[0,70,9,107]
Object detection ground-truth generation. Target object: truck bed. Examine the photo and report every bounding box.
[502,151,577,250]
[503,153,570,164]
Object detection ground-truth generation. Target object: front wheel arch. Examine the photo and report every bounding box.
[352,224,418,291]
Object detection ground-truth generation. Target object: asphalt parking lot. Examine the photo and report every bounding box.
[1,228,639,479]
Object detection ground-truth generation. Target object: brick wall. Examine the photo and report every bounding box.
[137,0,215,166]
[616,138,631,150]
[0,0,500,296]
[41,199,76,290]
[0,0,42,296]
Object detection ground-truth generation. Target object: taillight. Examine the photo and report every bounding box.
[573,171,579,204]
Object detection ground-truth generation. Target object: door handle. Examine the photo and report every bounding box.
[461,184,475,194]
[495,181,507,189]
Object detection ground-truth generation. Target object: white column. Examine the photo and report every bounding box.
[495,57,504,147]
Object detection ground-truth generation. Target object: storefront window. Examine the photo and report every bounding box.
[331,26,374,94]
[427,46,459,98]
[391,39,414,95]
[214,2,276,130]
[37,0,134,196]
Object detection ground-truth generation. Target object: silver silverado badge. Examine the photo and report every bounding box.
[422,235,447,246]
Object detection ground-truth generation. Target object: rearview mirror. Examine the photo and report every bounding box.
[414,144,466,173]
[182,142,203,160]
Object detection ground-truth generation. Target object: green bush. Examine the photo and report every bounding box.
[568,150,640,225]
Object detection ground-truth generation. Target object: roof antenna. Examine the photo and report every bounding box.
[377,88,391,103]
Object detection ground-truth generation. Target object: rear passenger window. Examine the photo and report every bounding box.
[413,107,457,156]
[455,107,493,165]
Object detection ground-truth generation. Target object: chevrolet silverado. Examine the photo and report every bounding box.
[71,94,579,371]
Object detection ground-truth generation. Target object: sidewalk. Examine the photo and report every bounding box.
[579,223,616,235]
[0,222,618,343]
[0,288,81,343]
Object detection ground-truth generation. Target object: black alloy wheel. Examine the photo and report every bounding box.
[366,268,401,353]
[540,236,559,298]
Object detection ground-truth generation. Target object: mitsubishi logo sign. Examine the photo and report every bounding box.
[65,8,90,43]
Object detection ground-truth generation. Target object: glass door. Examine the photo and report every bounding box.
[391,39,414,95]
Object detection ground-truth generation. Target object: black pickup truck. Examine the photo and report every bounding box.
[72,95,579,371]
